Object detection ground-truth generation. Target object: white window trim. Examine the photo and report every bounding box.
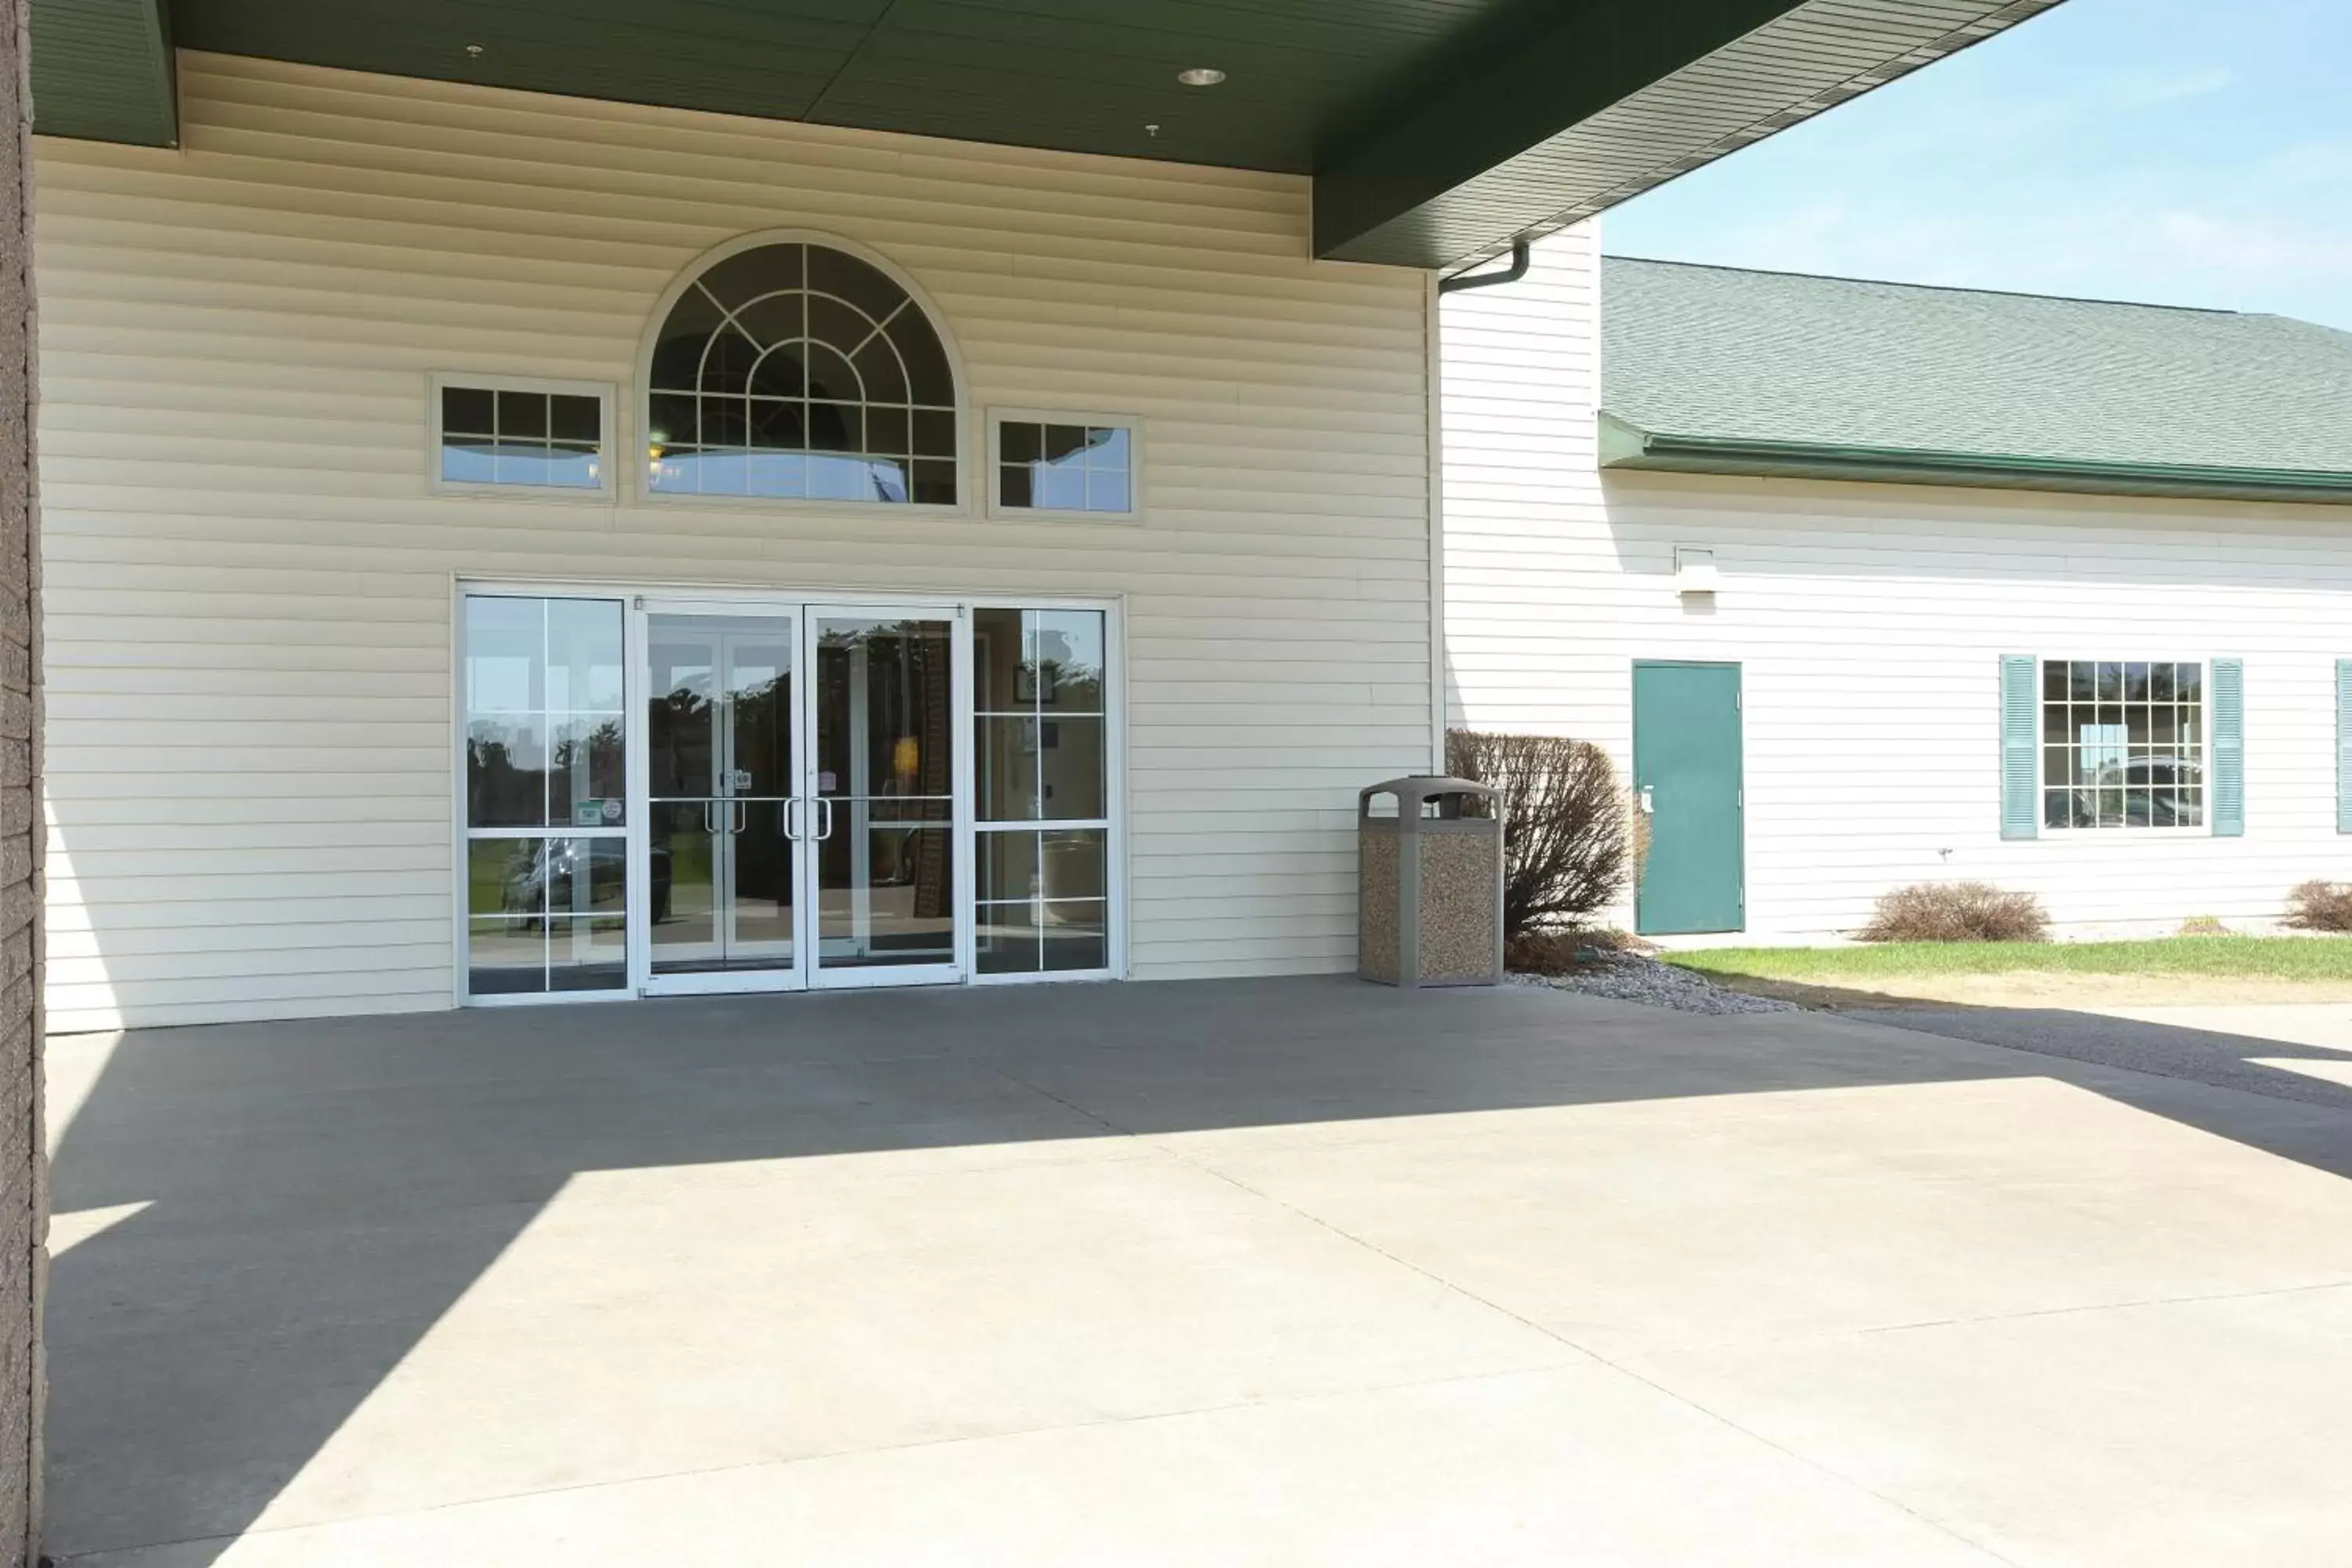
[2034,655,2214,837]
[633,228,971,517]
[984,406,1145,524]
[428,372,618,501]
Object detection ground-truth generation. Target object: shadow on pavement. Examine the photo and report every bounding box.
[40,974,2352,1561]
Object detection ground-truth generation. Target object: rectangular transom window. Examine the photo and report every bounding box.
[992,413,1138,519]
[436,379,610,493]
[2042,659,2204,830]
[973,608,1110,975]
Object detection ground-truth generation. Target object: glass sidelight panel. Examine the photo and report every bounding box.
[812,615,958,971]
[976,827,1106,975]
[973,608,1110,977]
[461,595,628,998]
[646,615,800,977]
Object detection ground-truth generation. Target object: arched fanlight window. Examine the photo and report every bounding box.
[646,241,958,505]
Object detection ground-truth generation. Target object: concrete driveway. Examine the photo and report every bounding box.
[41,978,2352,1566]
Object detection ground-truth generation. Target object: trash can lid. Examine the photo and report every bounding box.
[1359,774,1501,818]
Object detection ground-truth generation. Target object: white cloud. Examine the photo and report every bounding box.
[2154,211,2352,279]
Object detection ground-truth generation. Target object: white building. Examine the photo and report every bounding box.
[1443,230,2352,939]
[27,5,2070,1031]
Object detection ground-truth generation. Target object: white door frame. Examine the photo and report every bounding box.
[456,580,1122,1004]
[803,601,971,991]
[630,597,809,997]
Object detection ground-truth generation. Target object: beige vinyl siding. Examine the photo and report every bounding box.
[1446,227,2352,939]
[37,53,1433,1030]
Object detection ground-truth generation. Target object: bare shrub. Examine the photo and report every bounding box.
[1446,730,1642,937]
[1859,881,2049,943]
[2285,880,2352,933]
[1503,930,1587,975]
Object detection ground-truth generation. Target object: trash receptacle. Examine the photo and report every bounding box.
[1358,775,1504,988]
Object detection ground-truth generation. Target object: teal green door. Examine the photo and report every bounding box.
[1633,662,1744,935]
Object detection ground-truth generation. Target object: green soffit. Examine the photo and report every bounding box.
[1599,259,2352,506]
[29,0,2063,269]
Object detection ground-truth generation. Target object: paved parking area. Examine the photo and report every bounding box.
[41,978,2352,1566]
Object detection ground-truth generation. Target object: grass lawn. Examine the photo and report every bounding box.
[1669,936,2352,983]
[1663,935,2352,1007]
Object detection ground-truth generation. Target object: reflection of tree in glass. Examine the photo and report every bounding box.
[650,688,714,797]
[1029,621,1102,711]
[550,719,625,808]
[466,722,543,824]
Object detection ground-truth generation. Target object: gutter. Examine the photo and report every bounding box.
[1437,238,1530,295]
[1597,414,2352,507]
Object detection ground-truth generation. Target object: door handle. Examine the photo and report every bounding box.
[1639,786,1656,815]
[816,797,837,840]
[783,796,804,842]
[703,799,720,835]
[730,800,748,835]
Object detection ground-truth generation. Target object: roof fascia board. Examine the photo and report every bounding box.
[1316,0,2064,268]
[30,0,178,147]
[1602,424,2352,506]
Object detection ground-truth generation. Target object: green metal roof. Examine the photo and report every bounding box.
[1599,257,2352,504]
[27,0,2063,269]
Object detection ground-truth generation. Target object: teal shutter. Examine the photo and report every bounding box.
[2338,661,2352,833]
[2000,655,2038,840]
[2210,658,2244,837]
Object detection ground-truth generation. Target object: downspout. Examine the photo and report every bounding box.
[1428,236,1532,771]
[1436,237,1530,295]
[1425,270,1447,773]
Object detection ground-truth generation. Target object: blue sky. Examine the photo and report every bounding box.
[1603,0,2352,330]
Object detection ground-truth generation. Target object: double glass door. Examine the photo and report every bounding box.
[636,601,963,993]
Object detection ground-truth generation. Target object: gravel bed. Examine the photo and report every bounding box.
[1511,953,1801,1015]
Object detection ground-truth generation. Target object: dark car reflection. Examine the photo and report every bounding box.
[496,840,662,924]
[2045,757,2203,829]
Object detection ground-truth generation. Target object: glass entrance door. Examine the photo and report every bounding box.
[639,608,804,993]
[807,610,964,987]
[629,599,967,996]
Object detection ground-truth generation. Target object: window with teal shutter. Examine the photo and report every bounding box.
[2338,661,2352,833]
[2036,659,2211,831]
[2209,659,2244,837]
[2000,655,2037,840]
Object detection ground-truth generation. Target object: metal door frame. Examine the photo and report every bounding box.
[457,580,1120,1004]
[802,602,972,991]
[630,597,811,996]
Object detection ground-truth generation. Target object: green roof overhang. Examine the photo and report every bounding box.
[1599,412,2352,507]
[29,0,2062,270]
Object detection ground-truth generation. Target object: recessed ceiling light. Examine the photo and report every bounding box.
[1177,67,1226,87]
[465,43,484,56]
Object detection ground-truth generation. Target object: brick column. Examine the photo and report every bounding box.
[0,0,41,1562]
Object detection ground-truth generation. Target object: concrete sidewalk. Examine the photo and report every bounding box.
[41,978,2352,1566]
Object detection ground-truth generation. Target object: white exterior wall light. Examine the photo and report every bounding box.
[1673,545,1720,596]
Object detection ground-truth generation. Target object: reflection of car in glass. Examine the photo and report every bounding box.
[499,840,659,924]
[2046,756,2201,829]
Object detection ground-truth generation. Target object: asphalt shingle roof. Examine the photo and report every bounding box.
[1599,257,2352,485]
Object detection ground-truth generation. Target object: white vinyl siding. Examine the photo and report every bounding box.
[1445,227,2352,939]
[36,53,1433,1030]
